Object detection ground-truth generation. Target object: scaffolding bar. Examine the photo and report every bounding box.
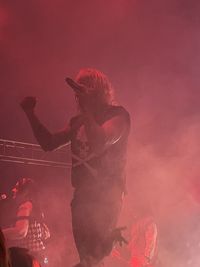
[0,139,71,169]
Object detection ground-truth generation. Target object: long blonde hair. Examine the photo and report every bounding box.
[76,68,116,106]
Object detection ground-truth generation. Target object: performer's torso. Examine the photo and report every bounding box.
[70,105,130,192]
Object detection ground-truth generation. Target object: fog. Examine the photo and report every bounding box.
[1,1,200,266]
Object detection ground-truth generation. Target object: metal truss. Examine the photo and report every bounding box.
[0,139,71,169]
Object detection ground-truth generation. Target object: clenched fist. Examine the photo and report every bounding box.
[20,96,36,112]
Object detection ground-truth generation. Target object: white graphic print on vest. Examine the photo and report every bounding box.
[73,125,98,178]
[77,125,90,158]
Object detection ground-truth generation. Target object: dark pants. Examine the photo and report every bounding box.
[71,184,123,266]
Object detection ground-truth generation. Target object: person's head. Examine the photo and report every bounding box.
[9,247,39,267]
[0,228,10,267]
[75,68,116,112]
[12,178,36,203]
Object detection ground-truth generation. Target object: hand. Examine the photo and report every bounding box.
[71,115,85,132]
[20,96,36,112]
[111,226,128,247]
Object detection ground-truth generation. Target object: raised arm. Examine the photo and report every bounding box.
[20,97,73,151]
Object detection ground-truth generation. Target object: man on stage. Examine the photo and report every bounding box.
[20,68,130,267]
[2,178,50,267]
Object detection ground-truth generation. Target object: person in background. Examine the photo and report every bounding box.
[128,204,158,267]
[0,228,11,267]
[2,178,50,267]
[108,201,158,267]
[20,68,130,267]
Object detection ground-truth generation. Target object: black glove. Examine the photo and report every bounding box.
[111,226,128,247]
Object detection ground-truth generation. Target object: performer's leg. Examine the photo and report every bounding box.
[71,186,123,266]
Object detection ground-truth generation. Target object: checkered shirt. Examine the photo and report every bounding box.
[17,220,46,252]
